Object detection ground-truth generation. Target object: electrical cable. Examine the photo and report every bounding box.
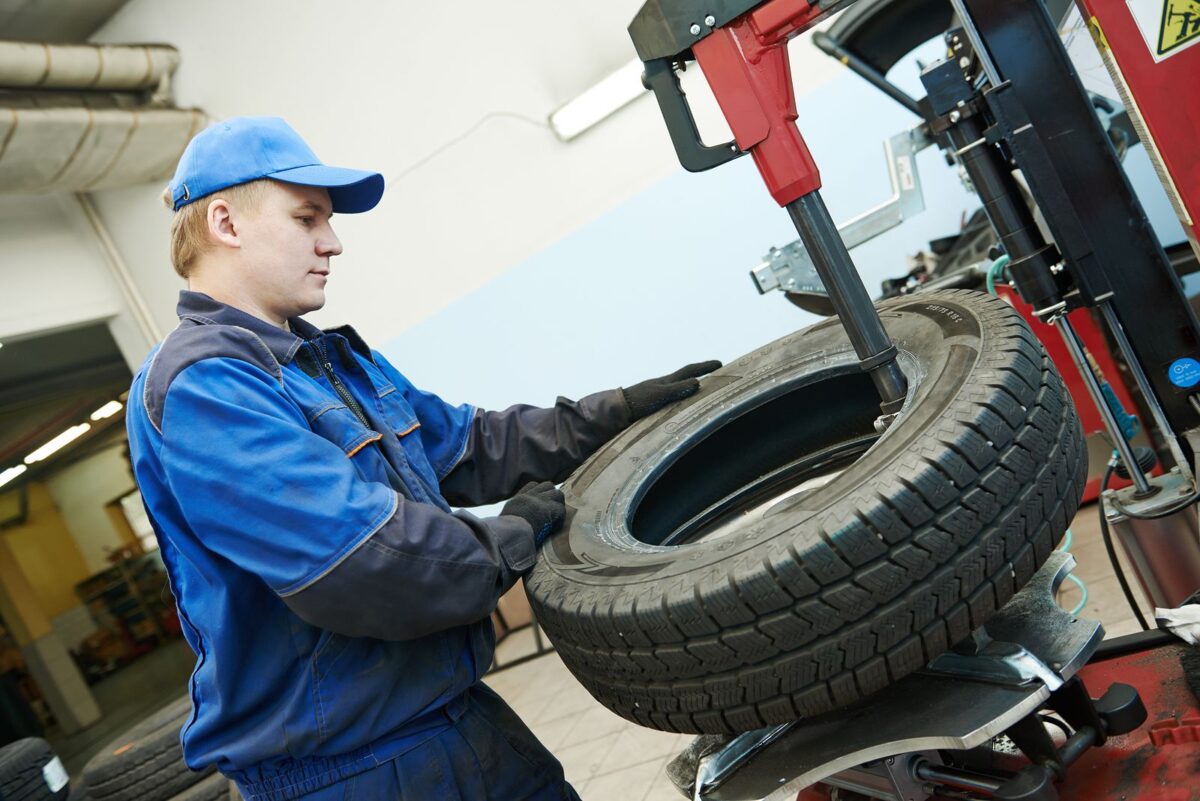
[387,111,550,184]
[1099,461,1151,630]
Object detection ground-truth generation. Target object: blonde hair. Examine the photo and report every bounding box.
[161,179,272,279]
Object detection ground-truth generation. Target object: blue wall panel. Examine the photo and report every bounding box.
[379,63,977,409]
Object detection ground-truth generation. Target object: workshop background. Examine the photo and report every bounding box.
[0,0,1192,797]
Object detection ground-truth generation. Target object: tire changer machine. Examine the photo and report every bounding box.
[624,0,1200,798]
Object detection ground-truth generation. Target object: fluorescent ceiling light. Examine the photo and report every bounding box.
[24,423,91,465]
[0,464,26,488]
[90,401,124,421]
[549,58,648,141]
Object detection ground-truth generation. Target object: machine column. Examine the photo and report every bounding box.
[787,191,908,414]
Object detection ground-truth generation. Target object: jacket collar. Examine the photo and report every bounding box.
[176,290,324,364]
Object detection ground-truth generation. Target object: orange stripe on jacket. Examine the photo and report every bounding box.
[346,433,383,458]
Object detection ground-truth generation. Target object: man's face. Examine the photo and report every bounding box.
[233,182,343,322]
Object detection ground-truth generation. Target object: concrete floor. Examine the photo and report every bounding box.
[46,498,1152,798]
[1052,498,1151,638]
[48,639,195,778]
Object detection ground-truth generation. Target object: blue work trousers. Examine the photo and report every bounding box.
[279,684,583,800]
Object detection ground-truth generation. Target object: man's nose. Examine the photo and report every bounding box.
[318,228,343,257]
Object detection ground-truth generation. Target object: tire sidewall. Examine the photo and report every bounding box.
[539,293,991,588]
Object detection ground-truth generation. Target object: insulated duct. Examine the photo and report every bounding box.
[0,40,209,193]
[0,40,179,92]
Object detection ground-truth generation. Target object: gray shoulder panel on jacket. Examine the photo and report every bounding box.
[143,322,282,433]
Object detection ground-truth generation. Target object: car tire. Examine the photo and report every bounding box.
[0,738,70,800]
[82,696,213,801]
[165,771,231,801]
[527,290,1086,734]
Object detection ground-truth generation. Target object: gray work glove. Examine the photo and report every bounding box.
[621,361,722,421]
[501,481,565,546]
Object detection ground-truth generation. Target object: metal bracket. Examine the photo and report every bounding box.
[1104,467,1198,520]
[823,752,940,801]
[750,124,934,304]
[925,640,1064,692]
[689,553,1103,801]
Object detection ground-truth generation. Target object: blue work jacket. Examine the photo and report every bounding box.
[126,291,629,799]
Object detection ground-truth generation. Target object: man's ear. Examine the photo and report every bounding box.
[207,198,240,249]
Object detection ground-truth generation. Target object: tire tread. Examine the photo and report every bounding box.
[531,291,1088,733]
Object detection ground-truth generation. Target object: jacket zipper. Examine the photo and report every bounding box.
[314,339,372,429]
[311,338,431,505]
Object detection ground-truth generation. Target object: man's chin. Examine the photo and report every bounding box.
[297,292,326,315]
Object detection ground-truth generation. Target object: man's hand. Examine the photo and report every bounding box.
[621,361,722,421]
[501,481,565,546]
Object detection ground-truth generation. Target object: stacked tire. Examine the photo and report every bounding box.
[78,697,237,800]
[0,738,71,800]
[528,290,1086,734]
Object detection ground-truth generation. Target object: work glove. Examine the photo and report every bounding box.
[621,361,722,421]
[501,481,565,546]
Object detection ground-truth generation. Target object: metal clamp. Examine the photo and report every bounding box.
[1104,466,1198,520]
[751,124,934,302]
[925,639,1065,692]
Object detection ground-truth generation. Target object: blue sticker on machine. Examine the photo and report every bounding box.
[1168,358,1200,388]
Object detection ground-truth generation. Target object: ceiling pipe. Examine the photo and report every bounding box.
[74,191,163,346]
[0,39,209,194]
[0,41,179,94]
[0,105,207,193]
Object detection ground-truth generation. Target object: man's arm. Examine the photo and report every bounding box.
[159,357,537,641]
[431,362,724,507]
[438,392,632,507]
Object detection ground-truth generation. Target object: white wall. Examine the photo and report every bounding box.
[0,194,120,342]
[86,1,848,348]
[0,191,157,371]
[81,3,1185,371]
[380,42,982,410]
[44,443,136,573]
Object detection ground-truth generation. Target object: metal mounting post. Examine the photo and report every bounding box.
[786,191,908,414]
[1055,313,1154,495]
[751,125,933,305]
[1098,301,1192,480]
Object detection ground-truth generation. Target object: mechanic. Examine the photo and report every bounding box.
[125,116,719,801]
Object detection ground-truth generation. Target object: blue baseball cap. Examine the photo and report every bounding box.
[168,116,384,213]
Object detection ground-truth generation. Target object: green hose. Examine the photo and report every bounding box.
[986,254,1011,296]
[1057,529,1088,615]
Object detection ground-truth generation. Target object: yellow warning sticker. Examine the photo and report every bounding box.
[1127,0,1200,60]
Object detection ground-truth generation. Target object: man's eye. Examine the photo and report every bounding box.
[297,216,314,226]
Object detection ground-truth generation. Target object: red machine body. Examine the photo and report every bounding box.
[701,0,1200,250]
[690,0,829,205]
[1077,0,1200,260]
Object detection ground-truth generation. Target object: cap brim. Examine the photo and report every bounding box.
[268,164,385,214]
